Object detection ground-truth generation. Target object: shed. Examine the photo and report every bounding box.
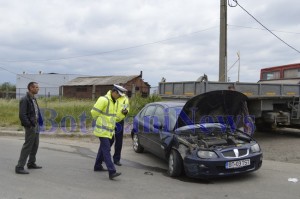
[61,72,150,99]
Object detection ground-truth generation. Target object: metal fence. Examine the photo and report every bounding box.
[4,86,158,100]
[15,87,61,99]
[0,91,16,99]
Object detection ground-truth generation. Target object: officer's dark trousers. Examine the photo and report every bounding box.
[17,126,39,168]
[95,137,116,175]
[110,120,124,163]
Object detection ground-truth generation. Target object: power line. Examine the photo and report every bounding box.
[227,58,239,72]
[232,0,300,54]
[0,26,218,63]
[228,24,300,35]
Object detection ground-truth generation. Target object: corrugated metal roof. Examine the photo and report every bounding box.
[63,75,140,86]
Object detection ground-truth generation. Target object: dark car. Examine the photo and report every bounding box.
[131,90,263,179]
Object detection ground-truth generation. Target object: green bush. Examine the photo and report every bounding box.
[128,93,162,117]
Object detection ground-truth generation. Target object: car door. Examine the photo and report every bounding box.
[137,105,156,150]
[147,105,167,159]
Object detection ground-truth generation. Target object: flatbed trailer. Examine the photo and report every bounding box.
[158,81,300,129]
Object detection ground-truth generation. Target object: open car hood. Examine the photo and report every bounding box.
[175,90,248,129]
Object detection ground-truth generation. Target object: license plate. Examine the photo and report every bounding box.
[225,159,250,169]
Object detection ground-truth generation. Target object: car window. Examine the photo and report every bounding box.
[138,107,148,118]
[154,106,164,124]
[143,105,156,116]
[167,106,183,130]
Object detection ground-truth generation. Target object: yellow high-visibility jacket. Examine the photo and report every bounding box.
[116,95,130,122]
[91,90,118,139]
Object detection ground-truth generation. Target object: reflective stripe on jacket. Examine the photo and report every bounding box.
[116,96,130,122]
[91,90,118,139]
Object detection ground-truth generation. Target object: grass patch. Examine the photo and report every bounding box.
[0,99,20,127]
[0,94,161,132]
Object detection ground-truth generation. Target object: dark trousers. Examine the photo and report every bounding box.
[94,137,116,175]
[17,126,39,168]
[110,120,124,163]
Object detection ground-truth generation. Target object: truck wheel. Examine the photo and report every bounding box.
[255,118,277,132]
[168,149,183,177]
[256,123,276,132]
[132,134,144,153]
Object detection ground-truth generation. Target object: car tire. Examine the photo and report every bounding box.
[132,134,144,153]
[168,149,183,177]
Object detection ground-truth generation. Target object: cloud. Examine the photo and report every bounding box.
[0,0,299,87]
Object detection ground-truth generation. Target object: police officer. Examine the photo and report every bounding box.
[92,84,125,180]
[111,85,129,166]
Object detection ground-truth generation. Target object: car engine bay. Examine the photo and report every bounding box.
[176,126,253,150]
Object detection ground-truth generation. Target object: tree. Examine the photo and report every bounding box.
[0,82,16,91]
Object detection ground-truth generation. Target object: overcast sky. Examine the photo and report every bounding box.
[0,0,299,88]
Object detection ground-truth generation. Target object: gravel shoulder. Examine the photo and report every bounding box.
[254,128,300,164]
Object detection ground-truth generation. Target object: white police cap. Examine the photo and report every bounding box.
[113,84,127,96]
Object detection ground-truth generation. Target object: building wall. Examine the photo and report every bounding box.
[124,77,150,97]
[62,85,93,99]
[62,85,112,99]
[62,76,151,99]
[16,73,81,99]
[95,85,111,99]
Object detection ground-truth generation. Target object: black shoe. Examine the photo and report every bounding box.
[27,163,42,169]
[15,166,29,174]
[109,172,121,180]
[114,161,122,166]
[94,165,107,172]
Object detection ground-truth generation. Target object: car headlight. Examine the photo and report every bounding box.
[197,150,218,159]
[250,143,261,153]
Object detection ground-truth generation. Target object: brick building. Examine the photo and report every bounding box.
[61,72,150,99]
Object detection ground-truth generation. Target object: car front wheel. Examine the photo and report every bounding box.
[132,134,144,153]
[168,149,183,177]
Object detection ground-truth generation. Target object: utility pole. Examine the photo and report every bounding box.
[219,0,227,82]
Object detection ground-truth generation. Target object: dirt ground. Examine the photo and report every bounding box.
[253,128,300,164]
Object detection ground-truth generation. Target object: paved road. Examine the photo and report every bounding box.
[0,131,299,199]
